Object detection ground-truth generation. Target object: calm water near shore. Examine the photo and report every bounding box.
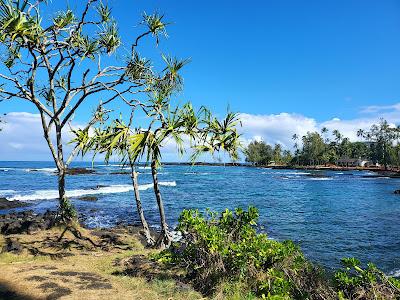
[1,161,399,275]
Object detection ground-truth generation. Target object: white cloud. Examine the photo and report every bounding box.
[239,112,318,148]
[0,112,76,161]
[1,103,400,161]
[240,102,400,150]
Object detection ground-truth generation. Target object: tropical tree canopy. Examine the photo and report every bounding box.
[0,0,175,220]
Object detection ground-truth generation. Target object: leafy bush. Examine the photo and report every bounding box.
[153,207,400,299]
[335,257,400,300]
[154,207,333,299]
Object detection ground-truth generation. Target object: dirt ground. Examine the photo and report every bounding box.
[0,226,203,300]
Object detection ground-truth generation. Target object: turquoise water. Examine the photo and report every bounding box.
[0,161,399,275]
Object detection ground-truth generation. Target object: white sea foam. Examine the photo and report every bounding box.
[8,181,177,201]
[0,189,16,196]
[389,269,400,277]
[268,171,311,176]
[307,177,332,181]
[288,172,311,175]
[184,172,210,175]
[25,168,57,173]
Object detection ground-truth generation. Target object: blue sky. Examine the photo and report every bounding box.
[1,0,400,161]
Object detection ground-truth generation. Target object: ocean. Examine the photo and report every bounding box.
[0,161,399,275]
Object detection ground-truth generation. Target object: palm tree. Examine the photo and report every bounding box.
[332,129,342,143]
[321,127,330,143]
[292,134,299,165]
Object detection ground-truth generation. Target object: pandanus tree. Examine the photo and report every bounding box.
[72,118,156,246]
[74,90,241,249]
[72,54,193,247]
[0,0,171,221]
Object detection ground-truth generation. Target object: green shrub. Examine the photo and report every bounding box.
[153,207,400,300]
[154,207,332,299]
[334,257,400,299]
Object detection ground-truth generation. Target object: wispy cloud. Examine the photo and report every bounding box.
[360,102,400,114]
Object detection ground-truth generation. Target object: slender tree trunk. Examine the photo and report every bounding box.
[129,163,155,246]
[54,124,75,222]
[151,160,172,249]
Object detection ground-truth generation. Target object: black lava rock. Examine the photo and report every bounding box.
[0,198,30,210]
[2,238,23,254]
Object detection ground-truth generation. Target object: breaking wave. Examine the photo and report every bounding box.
[24,168,57,173]
[307,177,333,181]
[8,181,177,201]
[0,189,16,197]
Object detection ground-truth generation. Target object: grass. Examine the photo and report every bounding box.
[0,226,204,300]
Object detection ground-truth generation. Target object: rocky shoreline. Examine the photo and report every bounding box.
[0,197,31,210]
[0,210,57,235]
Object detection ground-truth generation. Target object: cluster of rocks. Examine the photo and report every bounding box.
[66,168,96,175]
[0,198,30,210]
[0,210,57,235]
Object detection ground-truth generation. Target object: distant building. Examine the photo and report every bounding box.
[337,158,372,167]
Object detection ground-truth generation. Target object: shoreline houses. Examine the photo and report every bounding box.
[337,158,377,168]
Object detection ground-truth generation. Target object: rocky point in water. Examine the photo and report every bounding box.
[0,198,30,210]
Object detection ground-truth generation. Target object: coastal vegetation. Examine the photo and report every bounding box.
[245,119,400,169]
[72,106,241,249]
[153,206,400,299]
[0,1,399,300]
[1,207,399,299]
[0,0,177,221]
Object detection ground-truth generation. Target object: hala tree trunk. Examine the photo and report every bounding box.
[151,160,172,249]
[54,124,75,222]
[57,167,75,222]
[130,164,155,246]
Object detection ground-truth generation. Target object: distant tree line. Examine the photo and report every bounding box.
[244,119,400,169]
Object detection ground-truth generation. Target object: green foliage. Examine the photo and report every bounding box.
[97,1,111,23]
[98,21,121,54]
[0,0,42,43]
[53,9,75,29]
[358,119,400,169]
[246,119,400,168]
[155,207,324,298]
[334,257,400,299]
[142,12,169,44]
[153,207,400,300]
[244,141,273,165]
[58,197,77,221]
[0,0,177,221]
